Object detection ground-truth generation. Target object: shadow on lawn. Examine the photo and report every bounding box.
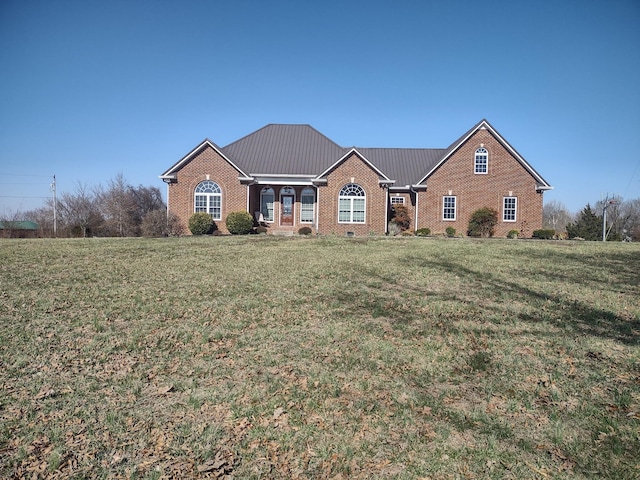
[405,250,639,346]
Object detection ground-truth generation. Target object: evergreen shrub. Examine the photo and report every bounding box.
[467,207,498,237]
[532,229,556,239]
[188,213,216,235]
[225,211,254,235]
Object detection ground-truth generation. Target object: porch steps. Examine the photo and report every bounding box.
[272,230,294,236]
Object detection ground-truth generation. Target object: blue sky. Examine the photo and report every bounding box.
[1,0,639,216]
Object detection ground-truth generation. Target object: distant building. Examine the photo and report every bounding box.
[0,221,39,238]
[160,119,552,237]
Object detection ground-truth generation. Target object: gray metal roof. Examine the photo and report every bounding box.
[162,120,551,190]
[222,124,347,176]
[356,148,447,187]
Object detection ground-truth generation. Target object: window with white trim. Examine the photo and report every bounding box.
[260,187,275,222]
[475,148,488,174]
[338,184,366,223]
[503,196,517,222]
[390,196,405,205]
[194,180,221,220]
[300,187,315,223]
[443,196,456,220]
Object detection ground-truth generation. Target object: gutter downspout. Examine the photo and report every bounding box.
[384,186,389,235]
[410,185,418,232]
[315,186,320,235]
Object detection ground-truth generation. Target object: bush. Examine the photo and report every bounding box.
[507,229,519,239]
[532,229,556,239]
[415,227,431,237]
[255,226,268,235]
[387,221,401,236]
[390,204,410,231]
[298,226,312,235]
[225,211,253,235]
[467,207,498,237]
[445,226,456,237]
[142,210,183,237]
[188,213,216,235]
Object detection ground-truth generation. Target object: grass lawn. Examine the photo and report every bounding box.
[1,236,639,479]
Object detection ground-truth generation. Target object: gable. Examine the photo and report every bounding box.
[160,139,249,181]
[315,148,394,185]
[417,119,552,190]
[160,120,551,191]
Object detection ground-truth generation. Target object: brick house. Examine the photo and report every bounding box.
[160,119,552,237]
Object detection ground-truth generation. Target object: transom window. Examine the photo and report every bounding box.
[338,183,366,223]
[260,187,275,222]
[475,148,488,174]
[503,196,517,222]
[194,180,221,220]
[443,196,456,220]
[390,196,405,205]
[300,187,315,223]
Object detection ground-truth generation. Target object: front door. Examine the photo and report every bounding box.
[281,195,294,226]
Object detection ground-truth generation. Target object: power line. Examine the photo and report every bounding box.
[0,173,53,177]
[0,195,51,199]
[622,158,640,199]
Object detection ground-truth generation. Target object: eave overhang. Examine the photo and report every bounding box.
[315,148,393,183]
[159,138,249,180]
[417,120,552,190]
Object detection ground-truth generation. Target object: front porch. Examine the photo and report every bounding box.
[248,184,317,235]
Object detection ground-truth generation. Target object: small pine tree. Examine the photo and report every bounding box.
[566,204,601,240]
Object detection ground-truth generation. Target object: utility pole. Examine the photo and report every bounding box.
[601,195,619,242]
[51,174,57,237]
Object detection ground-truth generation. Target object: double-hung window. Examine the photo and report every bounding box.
[503,196,517,222]
[475,148,488,174]
[338,184,366,223]
[194,180,221,220]
[260,187,275,222]
[300,187,315,223]
[443,196,456,220]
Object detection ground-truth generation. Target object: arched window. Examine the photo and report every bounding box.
[260,187,275,222]
[475,148,488,174]
[194,180,222,220]
[300,187,315,223]
[338,184,366,223]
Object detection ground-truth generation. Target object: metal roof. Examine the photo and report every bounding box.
[222,124,347,176]
[356,148,447,187]
[161,121,551,190]
[0,221,39,230]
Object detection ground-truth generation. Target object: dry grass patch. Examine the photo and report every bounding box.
[1,236,639,479]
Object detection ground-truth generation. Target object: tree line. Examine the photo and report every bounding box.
[543,197,640,241]
[12,174,181,238]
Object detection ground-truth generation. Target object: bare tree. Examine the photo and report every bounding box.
[543,200,574,234]
[57,182,103,237]
[96,173,138,237]
[23,204,55,237]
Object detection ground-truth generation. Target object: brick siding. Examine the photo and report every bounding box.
[168,145,247,234]
[318,153,389,236]
[166,127,547,238]
[415,129,543,237]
